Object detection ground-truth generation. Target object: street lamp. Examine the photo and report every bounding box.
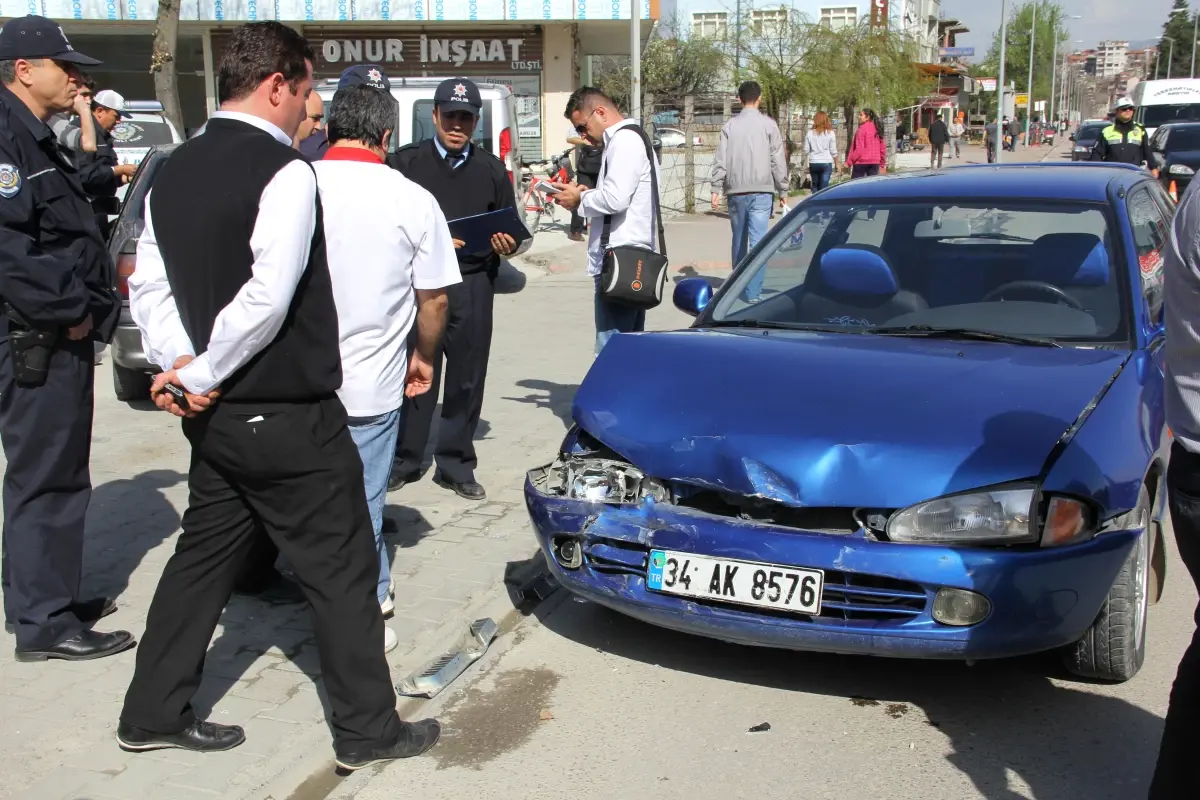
[1192,8,1199,78]
[1025,1,1038,138]
[996,0,1010,163]
[1048,17,1083,133]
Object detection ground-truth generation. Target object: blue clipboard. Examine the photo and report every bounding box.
[446,207,532,254]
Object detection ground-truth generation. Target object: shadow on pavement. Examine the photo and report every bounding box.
[534,598,1162,800]
[504,380,579,430]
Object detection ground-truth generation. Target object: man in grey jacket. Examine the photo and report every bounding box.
[711,81,788,303]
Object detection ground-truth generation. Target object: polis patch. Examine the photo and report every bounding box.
[0,163,21,198]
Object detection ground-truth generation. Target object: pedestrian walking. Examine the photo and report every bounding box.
[710,81,788,296]
[805,111,837,194]
[386,77,522,501]
[1151,171,1200,800]
[551,87,662,353]
[948,116,965,159]
[78,89,137,240]
[1007,116,1021,152]
[846,109,887,179]
[0,15,130,663]
[985,119,1000,164]
[315,83,460,652]
[928,115,949,169]
[567,124,603,242]
[118,22,439,768]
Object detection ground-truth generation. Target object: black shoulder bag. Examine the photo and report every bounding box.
[598,125,669,309]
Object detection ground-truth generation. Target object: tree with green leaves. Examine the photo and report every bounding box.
[1150,0,1199,80]
[980,1,1067,121]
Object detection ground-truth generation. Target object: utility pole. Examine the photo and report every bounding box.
[1192,11,1198,78]
[996,0,1010,163]
[630,0,641,123]
[734,0,741,83]
[1026,1,1037,136]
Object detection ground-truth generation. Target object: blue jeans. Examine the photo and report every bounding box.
[348,408,402,605]
[809,163,833,193]
[594,274,646,354]
[728,192,772,301]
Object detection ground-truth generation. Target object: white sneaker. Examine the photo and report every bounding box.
[389,578,395,600]
[384,626,398,654]
[381,594,395,617]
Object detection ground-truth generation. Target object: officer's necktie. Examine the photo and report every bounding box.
[445,151,466,169]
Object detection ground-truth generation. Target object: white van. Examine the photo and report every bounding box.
[1133,79,1200,136]
[315,78,522,201]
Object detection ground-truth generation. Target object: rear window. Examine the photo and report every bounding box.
[112,118,176,147]
[412,100,494,154]
[1161,126,1200,151]
[1079,123,1107,139]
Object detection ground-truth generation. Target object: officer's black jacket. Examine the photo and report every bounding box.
[0,86,119,337]
[77,123,120,204]
[1089,119,1154,168]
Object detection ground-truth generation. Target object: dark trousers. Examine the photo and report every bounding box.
[0,337,95,650]
[809,163,833,192]
[570,172,598,234]
[930,142,945,169]
[394,270,495,484]
[851,164,880,179]
[1150,441,1200,798]
[120,396,401,748]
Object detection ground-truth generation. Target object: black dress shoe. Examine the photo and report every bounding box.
[116,720,246,753]
[434,473,486,501]
[5,596,117,634]
[15,628,135,662]
[387,470,420,492]
[334,719,441,771]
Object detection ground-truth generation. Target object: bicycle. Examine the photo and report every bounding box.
[520,149,573,234]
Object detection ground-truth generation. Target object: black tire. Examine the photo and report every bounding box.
[112,363,153,402]
[1062,486,1152,682]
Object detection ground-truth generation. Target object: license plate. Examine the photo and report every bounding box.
[646,549,823,615]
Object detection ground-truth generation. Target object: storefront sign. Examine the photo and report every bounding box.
[870,0,888,28]
[979,78,997,92]
[300,29,543,75]
[939,47,974,58]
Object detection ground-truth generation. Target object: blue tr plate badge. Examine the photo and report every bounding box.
[646,550,667,590]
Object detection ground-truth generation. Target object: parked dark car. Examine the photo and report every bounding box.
[1150,121,1200,197]
[1071,119,1109,161]
[108,143,179,401]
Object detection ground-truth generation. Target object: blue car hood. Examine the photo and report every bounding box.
[572,330,1128,509]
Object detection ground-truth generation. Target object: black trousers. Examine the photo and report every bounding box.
[930,143,944,169]
[394,269,494,484]
[1150,441,1200,798]
[0,336,95,650]
[121,396,401,748]
[570,172,598,234]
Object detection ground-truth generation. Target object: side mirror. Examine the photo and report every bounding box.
[673,277,714,317]
[1069,133,1076,141]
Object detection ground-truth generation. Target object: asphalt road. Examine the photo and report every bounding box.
[332,520,1194,800]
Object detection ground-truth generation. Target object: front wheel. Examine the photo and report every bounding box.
[1061,487,1152,682]
[113,363,153,402]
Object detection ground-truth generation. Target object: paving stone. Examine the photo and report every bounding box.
[158,750,264,795]
[205,694,280,727]
[236,717,308,758]
[76,757,190,797]
[255,685,327,725]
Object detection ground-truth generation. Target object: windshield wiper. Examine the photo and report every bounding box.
[865,325,1062,348]
[707,319,829,332]
[941,232,1035,243]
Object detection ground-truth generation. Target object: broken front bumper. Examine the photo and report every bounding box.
[524,467,1139,660]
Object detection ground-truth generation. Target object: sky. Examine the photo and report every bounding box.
[942,0,1180,58]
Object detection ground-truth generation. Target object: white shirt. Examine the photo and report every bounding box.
[313,149,461,417]
[579,119,661,277]
[129,111,318,396]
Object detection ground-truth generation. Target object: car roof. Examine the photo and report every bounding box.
[1157,121,1200,131]
[814,163,1147,203]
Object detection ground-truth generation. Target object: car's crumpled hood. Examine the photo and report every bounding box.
[572,330,1128,509]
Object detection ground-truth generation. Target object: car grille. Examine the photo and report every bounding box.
[580,539,929,622]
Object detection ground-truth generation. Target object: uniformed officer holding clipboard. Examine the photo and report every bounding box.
[387,77,527,501]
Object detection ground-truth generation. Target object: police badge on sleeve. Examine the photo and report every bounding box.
[0,164,21,198]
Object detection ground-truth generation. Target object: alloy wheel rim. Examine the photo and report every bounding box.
[1133,528,1150,650]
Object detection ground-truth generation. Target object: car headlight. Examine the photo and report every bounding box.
[1074,145,1090,152]
[558,457,670,504]
[1170,164,1196,176]
[887,485,1092,547]
[887,486,1038,545]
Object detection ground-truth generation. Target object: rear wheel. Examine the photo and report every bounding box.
[113,363,153,403]
[1061,486,1152,682]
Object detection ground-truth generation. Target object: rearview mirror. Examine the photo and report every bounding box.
[914,218,972,238]
[673,277,714,317]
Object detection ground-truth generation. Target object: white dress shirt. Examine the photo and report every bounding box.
[579,118,661,277]
[314,149,462,417]
[129,111,319,396]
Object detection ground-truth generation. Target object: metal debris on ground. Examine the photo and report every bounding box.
[395,618,499,698]
[747,722,771,733]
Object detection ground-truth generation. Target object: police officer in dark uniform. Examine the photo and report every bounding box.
[1091,97,1158,176]
[0,16,133,662]
[298,64,389,162]
[77,88,136,241]
[387,77,524,501]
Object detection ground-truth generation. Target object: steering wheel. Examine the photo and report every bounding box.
[981,280,1084,311]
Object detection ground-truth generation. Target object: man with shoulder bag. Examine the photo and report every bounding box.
[551,87,667,354]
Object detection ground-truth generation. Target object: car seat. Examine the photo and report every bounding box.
[797,244,928,326]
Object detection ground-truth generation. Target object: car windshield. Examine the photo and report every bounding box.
[111,117,175,147]
[709,199,1129,346]
[1142,103,1200,128]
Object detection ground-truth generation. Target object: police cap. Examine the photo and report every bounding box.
[434,78,481,117]
[0,15,100,66]
[339,64,390,91]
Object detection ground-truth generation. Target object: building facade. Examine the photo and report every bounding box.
[2,0,668,157]
[1096,40,1128,79]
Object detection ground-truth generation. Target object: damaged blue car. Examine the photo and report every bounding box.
[525,164,1174,682]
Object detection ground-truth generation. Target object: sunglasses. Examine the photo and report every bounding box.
[574,107,600,134]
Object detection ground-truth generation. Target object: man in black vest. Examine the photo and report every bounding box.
[387,77,522,501]
[0,15,130,663]
[117,22,438,768]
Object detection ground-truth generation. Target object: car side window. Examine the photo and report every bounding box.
[1128,186,1167,326]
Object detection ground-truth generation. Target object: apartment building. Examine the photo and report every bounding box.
[1097,40,1129,78]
